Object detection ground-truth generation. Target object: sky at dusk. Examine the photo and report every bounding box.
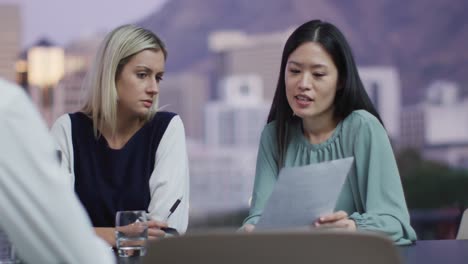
[0,0,168,48]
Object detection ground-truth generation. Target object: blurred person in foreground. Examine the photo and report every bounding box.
[51,25,189,246]
[240,20,416,245]
[0,79,115,263]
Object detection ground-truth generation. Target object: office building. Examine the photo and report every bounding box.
[158,73,209,141]
[401,81,468,168]
[359,66,402,142]
[0,4,21,82]
[27,39,65,126]
[209,29,291,101]
[205,74,270,147]
[52,33,104,122]
[188,140,257,214]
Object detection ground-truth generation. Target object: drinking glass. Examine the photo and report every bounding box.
[115,211,148,257]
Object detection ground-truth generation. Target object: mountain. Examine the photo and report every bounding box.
[138,0,468,104]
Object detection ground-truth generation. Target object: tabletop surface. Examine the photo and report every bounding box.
[3,238,467,263]
[117,239,468,264]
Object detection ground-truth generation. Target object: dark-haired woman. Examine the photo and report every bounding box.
[241,20,416,245]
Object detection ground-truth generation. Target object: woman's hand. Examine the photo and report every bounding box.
[239,224,256,233]
[94,220,169,247]
[147,220,168,240]
[95,227,117,246]
[314,210,357,231]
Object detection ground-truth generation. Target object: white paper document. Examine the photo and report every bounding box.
[255,157,354,230]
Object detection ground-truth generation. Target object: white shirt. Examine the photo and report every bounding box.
[0,79,115,264]
[51,112,190,233]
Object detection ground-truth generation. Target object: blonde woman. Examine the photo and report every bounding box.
[51,25,189,246]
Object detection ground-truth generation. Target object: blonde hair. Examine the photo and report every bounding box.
[81,24,167,137]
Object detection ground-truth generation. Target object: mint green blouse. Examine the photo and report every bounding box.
[243,110,417,245]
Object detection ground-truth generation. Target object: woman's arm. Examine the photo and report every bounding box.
[147,115,190,233]
[94,227,116,246]
[50,114,75,187]
[347,111,417,245]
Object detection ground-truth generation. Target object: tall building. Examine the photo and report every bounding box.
[189,74,269,215]
[52,33,104,122]
[400,103,426,150]
[0,4,20,82]
[188,140,257,214]
[209,29,291,101]
[423,81,465,145]
[62,32,103,75]
[53,70,87,120]
[422,82,468,168]
[204,74,270,147]
[359,66,402,142]
[400,81,468,168]
[27,39,65,126]
[158,73,209,141]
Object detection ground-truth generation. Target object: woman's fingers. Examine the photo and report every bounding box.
[242,224,255,233]
[314,218,357,231]
[317,211,348,223]
[147,220,168,229]
[148,227,166,239]
[145,220,169,239]
[313,211,356,231]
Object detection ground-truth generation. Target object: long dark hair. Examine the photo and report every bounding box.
[267,19,382,167]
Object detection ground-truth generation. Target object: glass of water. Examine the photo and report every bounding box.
[115,210,148,257]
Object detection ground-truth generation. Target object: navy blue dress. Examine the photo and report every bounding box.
[69,111,176,227]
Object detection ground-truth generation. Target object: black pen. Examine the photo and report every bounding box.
[161,198,182,236]
[165,197,182,221]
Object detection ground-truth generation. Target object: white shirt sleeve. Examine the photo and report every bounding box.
[147,115,190,233]
[50,114,75,187]
[0,80,115,264]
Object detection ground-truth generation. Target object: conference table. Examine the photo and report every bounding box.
[117,239,468,264]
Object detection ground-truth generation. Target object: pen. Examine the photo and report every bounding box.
[165,197,182,221]
[161,198,182,236]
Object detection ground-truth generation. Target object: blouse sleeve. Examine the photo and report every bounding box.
[50,114,75,187]
[147,115,190,233]
[243,123,279,226]
[347,111,417,245]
